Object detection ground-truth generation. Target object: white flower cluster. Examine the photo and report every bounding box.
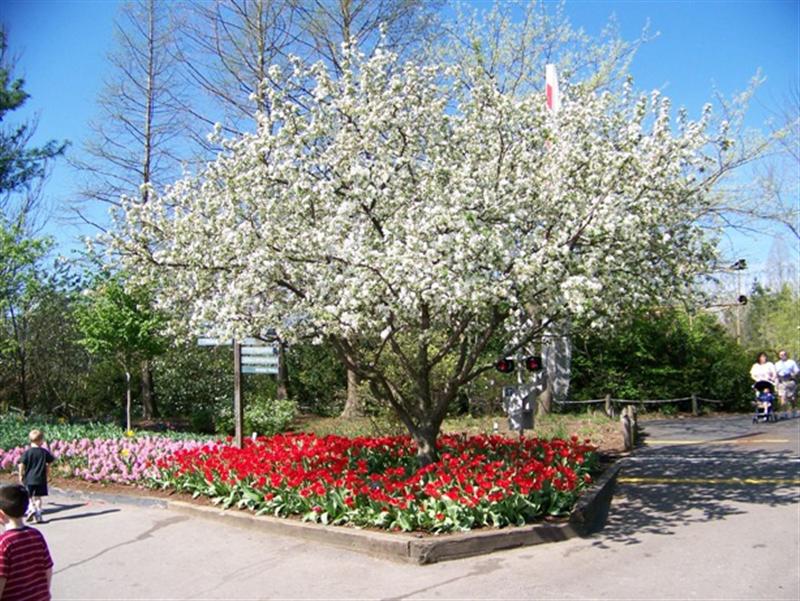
[110,46,717,353]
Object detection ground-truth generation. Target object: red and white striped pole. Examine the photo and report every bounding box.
[545,63,561,113]
[542,63,572,411]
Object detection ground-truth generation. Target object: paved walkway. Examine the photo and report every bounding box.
[33,415,800,599]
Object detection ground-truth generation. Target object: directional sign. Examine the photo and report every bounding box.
[242,365,278,375]
[241,355,279,366]
[241,346,279,356]
[197,337,272,346]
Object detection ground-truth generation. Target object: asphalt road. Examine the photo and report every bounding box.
[32,415,800,600]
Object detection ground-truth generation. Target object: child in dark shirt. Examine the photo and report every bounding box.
[0,484,53,601]
[17,431,55,524]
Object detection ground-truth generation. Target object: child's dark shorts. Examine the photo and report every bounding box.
[26,484,48,497]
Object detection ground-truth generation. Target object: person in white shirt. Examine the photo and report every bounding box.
[774,350,798,418]
[750,352,778,385]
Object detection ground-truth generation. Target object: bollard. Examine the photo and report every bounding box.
[621,408,632,451]
[605,394,612,418]
[691,393,698,416]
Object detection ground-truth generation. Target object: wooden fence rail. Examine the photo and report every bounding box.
[552,394,729,450]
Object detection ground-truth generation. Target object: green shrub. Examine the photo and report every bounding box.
[189,408,216,434]
[215,394,298,437]
[571,308,751,408]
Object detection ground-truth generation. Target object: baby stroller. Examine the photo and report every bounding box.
[752,381,777,423]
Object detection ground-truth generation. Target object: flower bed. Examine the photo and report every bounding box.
[153,432,597,533]
[1,436,208,484]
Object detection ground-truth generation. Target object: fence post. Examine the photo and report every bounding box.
[621,406,632,452]
[691,393,698,416]
[605,394,612,418]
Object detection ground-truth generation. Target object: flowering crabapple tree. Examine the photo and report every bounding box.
[111,46,723,466]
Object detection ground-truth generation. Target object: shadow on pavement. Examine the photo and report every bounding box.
[42,502,85,517]
[595,428,799,547]
[43,508,121,523]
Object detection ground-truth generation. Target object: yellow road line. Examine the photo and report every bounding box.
[647,439,790,445]
[619,476,800,485]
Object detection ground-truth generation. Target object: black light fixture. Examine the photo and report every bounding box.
[495,358,515,373]
[524,356,543,371]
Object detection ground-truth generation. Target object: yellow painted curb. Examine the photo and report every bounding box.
[647,439,790,445]
[619,476,800,485]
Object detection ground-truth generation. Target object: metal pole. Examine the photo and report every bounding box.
[735,270,742,345]
[516,357,524,438]
[233,339,243,449]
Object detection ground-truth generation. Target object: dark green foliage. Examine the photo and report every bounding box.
[285,342,346,416]
[571,308,752,409]
[150,343,232,418]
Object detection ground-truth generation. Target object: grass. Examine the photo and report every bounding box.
[291,411,624,454]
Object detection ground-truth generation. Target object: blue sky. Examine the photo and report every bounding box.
[2,0,799,276]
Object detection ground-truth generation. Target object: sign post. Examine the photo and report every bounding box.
[198,334,279,448]
[233,339,244,449]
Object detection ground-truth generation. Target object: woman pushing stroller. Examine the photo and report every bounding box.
[750,352,778,422]
[750,351,798,421]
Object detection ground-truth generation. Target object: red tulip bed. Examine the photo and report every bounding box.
[152,432,598,533]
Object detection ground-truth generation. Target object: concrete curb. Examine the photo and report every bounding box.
[568,460,623,536]
[49,485,168,509]
[166,500,582,565]
[46,461,621,565]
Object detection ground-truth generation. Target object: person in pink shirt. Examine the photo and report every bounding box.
[750,352,778,386]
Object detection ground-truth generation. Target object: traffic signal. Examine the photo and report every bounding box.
[525,356,543,371]
[495,358,515,373]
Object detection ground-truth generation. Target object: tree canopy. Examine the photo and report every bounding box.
[110,44,727,463]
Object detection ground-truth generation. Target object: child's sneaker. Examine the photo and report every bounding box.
[34,512,44,524]
[25,510,36,523]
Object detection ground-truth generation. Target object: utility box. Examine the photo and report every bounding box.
[503,389,534,431]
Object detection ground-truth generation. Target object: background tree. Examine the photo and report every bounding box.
[75,276,166,431]
[72,0,191,417]
[0,27,69,414]
[0,221,51,413]
[439,1,649,98]
[742,283,800,360]
[293,0,443,74]
[570,308,751,407]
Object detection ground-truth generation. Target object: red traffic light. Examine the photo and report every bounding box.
[495,358,515,373]
[525,356,543,371]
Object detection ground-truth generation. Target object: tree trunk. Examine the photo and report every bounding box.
[141,359,156,419]
[125,369,132,432]
[8,307,29,414]
[410,422,440,467]
[340,367,363,418]
[17,345,29,415]
[276,341,288,400]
